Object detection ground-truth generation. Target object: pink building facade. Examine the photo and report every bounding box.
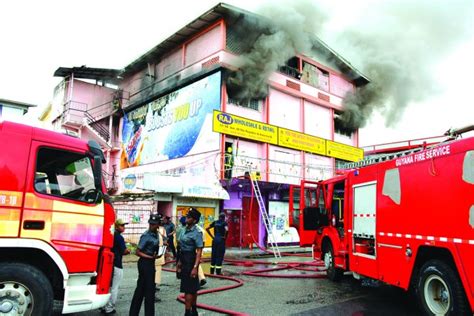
[52,4,368,247]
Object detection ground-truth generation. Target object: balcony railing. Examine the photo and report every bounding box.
[61,101,87,127]
[278,65,302,80]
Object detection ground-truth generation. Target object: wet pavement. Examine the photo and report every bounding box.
[61,249,420,315]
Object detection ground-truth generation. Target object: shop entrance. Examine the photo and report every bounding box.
[177,206,215,247]
[241,197,260,248]
[224,210,241,247]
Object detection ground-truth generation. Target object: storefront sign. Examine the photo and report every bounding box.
[326,140,364,162]
[278,128,326,155]
[213,111,278,145]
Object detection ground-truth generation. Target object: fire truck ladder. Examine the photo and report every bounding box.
[248,169,282,260]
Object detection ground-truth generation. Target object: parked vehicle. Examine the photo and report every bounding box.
[290,128,474,315]
[0,121,115,315]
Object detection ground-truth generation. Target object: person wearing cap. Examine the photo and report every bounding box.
[163,216,177,258]
[177,215,207,287]
[177,208,204,316]
[206,212,228,275]
[102,219,130,314]
[129,213,162,316]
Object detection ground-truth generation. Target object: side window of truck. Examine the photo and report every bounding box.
[34,147,99,203]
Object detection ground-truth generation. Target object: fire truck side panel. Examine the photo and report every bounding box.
[346,168,379,280]
[0,124,30,237]
[345,139,474,311]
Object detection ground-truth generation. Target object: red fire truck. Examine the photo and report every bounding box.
[290,128,474,315]
[0,121,115,315]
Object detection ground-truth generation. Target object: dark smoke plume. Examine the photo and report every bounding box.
[334,0,474,129]
[232,0,473,131]
[227,0,329,100]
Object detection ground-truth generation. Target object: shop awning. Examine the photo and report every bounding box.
[122,171,229,200]
[181,182,230,200]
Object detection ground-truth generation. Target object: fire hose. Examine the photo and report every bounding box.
[162,181,327,315]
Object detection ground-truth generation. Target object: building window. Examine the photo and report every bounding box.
[228,97,261,111]
[301,61,329,92]
[334,111,354,137]
[278,57,302,80]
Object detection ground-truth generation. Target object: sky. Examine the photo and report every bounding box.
[0,0,473,146]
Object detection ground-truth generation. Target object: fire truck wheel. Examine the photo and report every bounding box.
[417,259,470,316]
[0,262,53,316]
[323,242,343,281]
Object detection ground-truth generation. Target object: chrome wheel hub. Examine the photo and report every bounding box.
[424,275,450,315]
[0,282,33,315]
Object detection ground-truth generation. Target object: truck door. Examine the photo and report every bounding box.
[22,141,106,272]
[289,180,326,246]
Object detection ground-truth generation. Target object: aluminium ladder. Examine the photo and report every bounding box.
[248,169,282,260]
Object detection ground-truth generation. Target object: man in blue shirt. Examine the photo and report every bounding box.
[206,213,228,275]
[103,218,130,314]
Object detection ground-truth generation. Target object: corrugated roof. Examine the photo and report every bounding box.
[0,98,37,108]
[121,3,369,84]
[54,66,122,83]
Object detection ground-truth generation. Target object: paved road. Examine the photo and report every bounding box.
[62,254,420,316]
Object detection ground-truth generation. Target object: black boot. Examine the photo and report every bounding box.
[210,266,215,274]
[185,309,192,316]
[216,267,222,275]
[192,305,198,316]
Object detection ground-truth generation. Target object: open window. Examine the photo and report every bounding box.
[278,57,302,80]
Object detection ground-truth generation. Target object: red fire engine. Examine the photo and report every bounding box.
[290,127,474,315]
[0,121,115,315]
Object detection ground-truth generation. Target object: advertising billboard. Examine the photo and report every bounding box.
[121,72,221,168]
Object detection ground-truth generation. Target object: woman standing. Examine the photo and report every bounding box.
[177,208,204,316]
[129,213,162,316]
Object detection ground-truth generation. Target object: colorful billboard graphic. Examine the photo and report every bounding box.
[121,72,221,168]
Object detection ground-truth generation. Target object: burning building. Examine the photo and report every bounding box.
[50,3,368,247]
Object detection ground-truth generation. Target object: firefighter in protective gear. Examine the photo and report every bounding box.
[224,146,234,179]
[206,212,228,275]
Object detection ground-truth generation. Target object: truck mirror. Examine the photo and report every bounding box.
[93,156,102,189]
[84,188,103,204]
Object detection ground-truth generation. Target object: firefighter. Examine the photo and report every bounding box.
[206,212,228,275]
[163,216,177,258]
[129,214,162,316]
[177,208,204,316]
[224,146,234,179]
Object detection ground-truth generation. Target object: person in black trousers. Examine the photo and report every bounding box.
[206,212,228,275]
[129,214,162,316]
[177,208,204,316]
[163,216,177,258]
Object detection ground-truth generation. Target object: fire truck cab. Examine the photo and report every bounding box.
[0,121,115,315]
[291,133,474,315]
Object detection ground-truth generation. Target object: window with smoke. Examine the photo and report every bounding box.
[227,97,261,111]
[334,111,355,137]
